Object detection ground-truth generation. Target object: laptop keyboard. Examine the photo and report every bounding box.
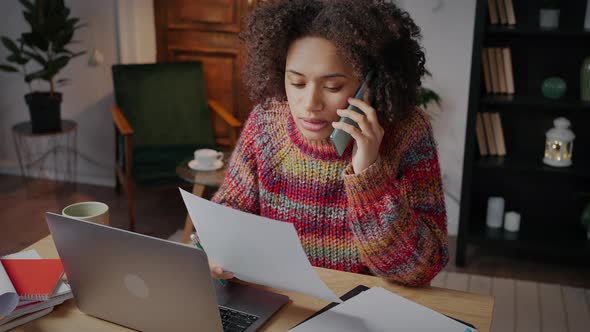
[218,306,259,332]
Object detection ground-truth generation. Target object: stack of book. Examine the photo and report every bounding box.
[482,47,515,95]
[0,250,73,331]
[475,112,507,157]
[487,0,516,26]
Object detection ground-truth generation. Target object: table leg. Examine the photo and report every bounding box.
[182,184,205,244]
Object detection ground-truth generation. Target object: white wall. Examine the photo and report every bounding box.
[399,0,477,235]
[0,0,155,187]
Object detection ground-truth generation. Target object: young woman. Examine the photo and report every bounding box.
[210,0,448,286]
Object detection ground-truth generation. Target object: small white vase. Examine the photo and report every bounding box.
[540,9,560,29]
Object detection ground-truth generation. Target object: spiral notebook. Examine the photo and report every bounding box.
[0,259,64,301]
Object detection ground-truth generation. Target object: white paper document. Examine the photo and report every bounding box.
[180,188,342,303]
[290,287,477,332]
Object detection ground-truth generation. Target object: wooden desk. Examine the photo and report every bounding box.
[14,236,494,331]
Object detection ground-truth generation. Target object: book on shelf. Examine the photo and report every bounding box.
[488,0,499,25]
[482,47,514,96]
[502,47,515,94]
[487,48,500,94]
[481,112,498,155]
[496,0,508,25]
[491,112,507,156]
[475,113,489,156]
[481,48,492,93]
[495,48,507,93]
[0,250,73,330]
[504,0,516,25]
[477,112,507,157]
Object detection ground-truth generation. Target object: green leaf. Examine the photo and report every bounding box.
[1,37,20,54]
[66,18,79,27]
[23,12,34,28]
[73,23,88,30]
[0,64,19,72]
[22,50,46,65]
[52,56,70,72]
[25,68,50,82]
[419,88,442,110]
[18,0,34,12]
[70,50,85,58]
[22,32,49,51]
[6,54,29,65]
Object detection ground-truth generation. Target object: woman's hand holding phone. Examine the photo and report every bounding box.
[331,96,384,174]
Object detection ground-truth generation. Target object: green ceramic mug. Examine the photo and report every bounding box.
[62,201,109,225]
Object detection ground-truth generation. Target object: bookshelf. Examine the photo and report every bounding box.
[456,0,590,266]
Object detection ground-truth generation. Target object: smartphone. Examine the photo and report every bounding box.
[330,70,375,156]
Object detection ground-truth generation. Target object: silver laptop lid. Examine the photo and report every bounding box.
[45,212,223,332]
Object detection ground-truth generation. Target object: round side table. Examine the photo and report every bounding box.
[176,154,229,243]
[12,120,78,185]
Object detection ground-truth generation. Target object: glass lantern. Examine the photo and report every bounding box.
[543,117,575,167]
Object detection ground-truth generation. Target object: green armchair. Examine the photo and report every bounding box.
[110,62,241,231]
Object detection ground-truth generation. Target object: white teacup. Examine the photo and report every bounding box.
[194,149,223,167]
[62,201,109,225]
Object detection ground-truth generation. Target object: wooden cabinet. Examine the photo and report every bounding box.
[154,0,262,145]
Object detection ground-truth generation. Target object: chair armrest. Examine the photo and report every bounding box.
[110,106,134,136]
[208,100,241,128]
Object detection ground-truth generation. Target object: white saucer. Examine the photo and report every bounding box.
[188,159,224,171]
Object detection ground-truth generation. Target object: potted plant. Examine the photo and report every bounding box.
[540,0,560,29]
[0,0,85,133]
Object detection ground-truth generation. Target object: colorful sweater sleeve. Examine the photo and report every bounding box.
[342,113,449,286]
[211,109,260,215]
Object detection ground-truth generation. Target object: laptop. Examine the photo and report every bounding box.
[45,212,289,332]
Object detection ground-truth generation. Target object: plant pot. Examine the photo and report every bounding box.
[540,9,560,29]
[25,92,62,133]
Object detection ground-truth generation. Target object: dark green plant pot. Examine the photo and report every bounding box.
[25,92,62,133]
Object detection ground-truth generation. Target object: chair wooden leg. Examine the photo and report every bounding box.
[182,184,205,244]
[127,179,136,232]
[115,171,121,194]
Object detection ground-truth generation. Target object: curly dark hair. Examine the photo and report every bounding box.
[239,0,426,122]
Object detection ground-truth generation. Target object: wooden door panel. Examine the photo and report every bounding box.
[166,30,240,53]
[166,0,242,32]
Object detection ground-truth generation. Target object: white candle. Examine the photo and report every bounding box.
[504,211,521,232]
[486,197,505,228]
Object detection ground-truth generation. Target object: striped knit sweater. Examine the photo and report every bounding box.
[212,100,448,286]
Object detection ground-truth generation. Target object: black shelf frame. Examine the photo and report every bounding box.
[475,157,590,180]
[456,0,590,266]
[467,220,590,261]
[481,94,590,111]
[486,25,590,37]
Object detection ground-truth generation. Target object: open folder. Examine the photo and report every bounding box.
[290,286,477,332]
[180,188,342,303]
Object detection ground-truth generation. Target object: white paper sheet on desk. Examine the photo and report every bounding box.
[290,287,477,332]
[180,188,342,303]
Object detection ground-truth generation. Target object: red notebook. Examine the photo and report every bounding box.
[0,259,64,301]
